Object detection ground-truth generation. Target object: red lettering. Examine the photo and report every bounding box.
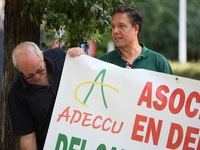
[197,136,200,150]
[92,116,102,129]
[57,106,71,122]
[111,121,124,134]
[102,118,112,131]
[183,126,200,150]
[70,110,82,124]
[169,88,185,114]
[137,82,200,119]
[137,81,152,108]
[144,117,163,145]
[82,112,92,127]
[185,92,200,118]
[57,107,124,134]
[131,114,147,142]
[166,123,183,149]
[154,85,169,111]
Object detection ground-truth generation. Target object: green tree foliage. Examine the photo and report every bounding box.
[135,0,200,61]
[135,0,179,60]
[187,0,200,60]
[20,0,132,50]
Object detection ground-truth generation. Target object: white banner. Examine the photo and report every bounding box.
[44,55,200,150]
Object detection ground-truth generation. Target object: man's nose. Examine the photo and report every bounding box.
[113,27,119,33]
[33,73,41,79]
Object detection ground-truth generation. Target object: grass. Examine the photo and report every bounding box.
[169,60,200,81]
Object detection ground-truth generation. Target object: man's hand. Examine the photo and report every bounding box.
[20,132,37,150]
[68,47,85,58]
[126,66,131,69]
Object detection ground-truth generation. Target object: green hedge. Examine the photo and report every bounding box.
[169,60,200,81]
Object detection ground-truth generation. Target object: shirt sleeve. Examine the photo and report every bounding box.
[8,86,35,136]
[158,54,174,75]
[98,54,108,62]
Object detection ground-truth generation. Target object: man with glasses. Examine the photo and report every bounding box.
[8,41,84,150]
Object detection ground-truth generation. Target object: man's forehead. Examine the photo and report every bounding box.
[15,44,34,53]
[111,13,131,24]
[18,55,42,74]
[16,50,41,69]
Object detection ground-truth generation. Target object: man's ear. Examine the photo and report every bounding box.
[41,51,44,61]
[135,24,139,34]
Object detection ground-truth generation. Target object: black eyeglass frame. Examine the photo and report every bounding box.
[22,60,46,80]
[22,68,45,80]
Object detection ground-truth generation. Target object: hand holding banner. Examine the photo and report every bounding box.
[44,55,200,150]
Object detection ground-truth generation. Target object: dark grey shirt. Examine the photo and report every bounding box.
[8,49,66,150]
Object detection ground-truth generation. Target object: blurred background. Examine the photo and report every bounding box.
[1,0,200,103]
[94,0,200,80]
[0,0,4,103]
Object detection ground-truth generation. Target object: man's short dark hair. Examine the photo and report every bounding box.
[112,6,143,37]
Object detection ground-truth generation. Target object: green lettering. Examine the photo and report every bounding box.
[111,147,125,150]
[96,144,106,150]
[81,139,87,150]
[69,136,81,150]
[84,69,108,108]
[55,133,68,150]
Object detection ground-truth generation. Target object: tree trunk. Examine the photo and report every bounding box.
[0,0,40,149]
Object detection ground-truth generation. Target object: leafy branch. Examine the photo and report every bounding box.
[20,0,134,51]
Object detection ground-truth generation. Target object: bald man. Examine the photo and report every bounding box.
[8,41,84,150]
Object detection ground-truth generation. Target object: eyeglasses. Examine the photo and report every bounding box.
[23,68,45,80]
[22,60,46,80]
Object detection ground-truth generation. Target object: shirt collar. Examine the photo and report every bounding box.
[139,43,149,58]
[115,47,122,57]
[116,43,149,59]
[20,72,30,90]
